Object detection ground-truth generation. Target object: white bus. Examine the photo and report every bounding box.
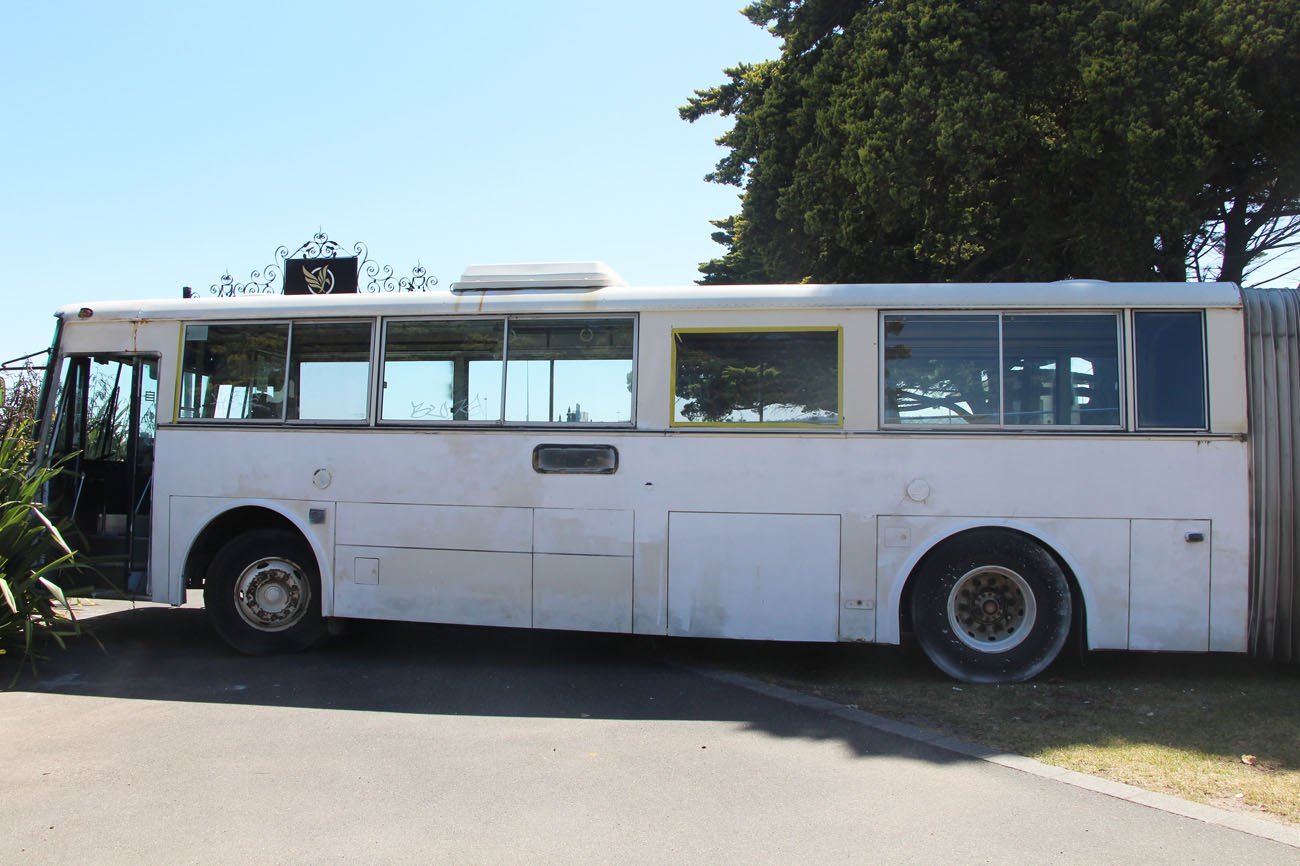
[32,263,1266,683]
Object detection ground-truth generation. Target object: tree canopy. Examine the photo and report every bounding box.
[682,0,1300,285]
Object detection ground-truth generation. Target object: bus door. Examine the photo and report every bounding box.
[45,354,158,597]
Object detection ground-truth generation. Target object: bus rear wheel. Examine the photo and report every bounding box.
[204,528,328,655]
[909,529,1072,684]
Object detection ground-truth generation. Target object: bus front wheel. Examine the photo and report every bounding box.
[909,529,1072,684]
[204,529,328,655]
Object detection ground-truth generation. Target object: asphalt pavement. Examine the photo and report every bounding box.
[4,599,1297,865]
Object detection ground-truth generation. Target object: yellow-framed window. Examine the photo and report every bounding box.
[670,326,843,428]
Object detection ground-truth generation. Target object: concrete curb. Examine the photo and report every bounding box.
[688,666,1300,851]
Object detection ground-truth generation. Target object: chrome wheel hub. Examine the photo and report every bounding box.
[234,557,310,632]
[947,565,1036,653]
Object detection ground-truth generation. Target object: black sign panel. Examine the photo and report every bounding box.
[284,257,359,295]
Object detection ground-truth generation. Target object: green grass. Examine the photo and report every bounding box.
[671,640,1300,826]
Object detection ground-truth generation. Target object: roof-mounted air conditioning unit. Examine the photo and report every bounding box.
[450,261,627,292]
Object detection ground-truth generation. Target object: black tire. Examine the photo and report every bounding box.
[204,528,328,655]
[909,528,1072,684]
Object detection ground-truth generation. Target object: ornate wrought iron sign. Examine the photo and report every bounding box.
[285,257,358,295]
[206,232,437,297]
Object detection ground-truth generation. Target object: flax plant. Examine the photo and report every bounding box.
[0,421,84,677]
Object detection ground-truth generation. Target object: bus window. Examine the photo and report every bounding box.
[672,328,841,426]
[180,323,289,420]
[1135,312,1206,429]
[287,321,373,422]
[504,318,634,424]
[884,313,1121,428]
[1002,314,1120,427]
[381,319,505,422]
[883,314,999,425]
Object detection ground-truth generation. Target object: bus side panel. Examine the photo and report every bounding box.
[666,511,841,641]
[1129,519,1210,650]
[876,516,1133,650]
[839,513,877,641]
[533,508,634,632]
[167,494,337,612]
[1206,308,1248,434]
[1208,515,1251,653]
[335,545,532,627]
[631,509,669,636]
[877,510,1249,653]
[331,503,635,632]
[151,427,1249,654]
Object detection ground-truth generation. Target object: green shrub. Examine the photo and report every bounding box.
[0,420,84,675]
[1,365,41,448]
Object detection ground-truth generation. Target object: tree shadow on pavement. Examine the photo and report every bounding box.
[1,604,967,765]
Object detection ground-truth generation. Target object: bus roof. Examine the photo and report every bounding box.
[56,278,1243,323]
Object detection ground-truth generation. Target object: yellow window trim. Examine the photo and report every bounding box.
[670,326,844,429]
[172,323,186,424]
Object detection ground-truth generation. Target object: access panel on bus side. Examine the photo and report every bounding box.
[1128,518,1211,651]
[532,507,634,632]
[332,502,634,632]
[665,511,841,641]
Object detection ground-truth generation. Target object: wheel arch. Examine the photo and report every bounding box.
[182,502,330,599]
[891,520,1089,646]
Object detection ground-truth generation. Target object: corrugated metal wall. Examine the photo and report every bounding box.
[1242,287,1300,662]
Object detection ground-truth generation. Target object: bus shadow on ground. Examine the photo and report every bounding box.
[3,604,965,765]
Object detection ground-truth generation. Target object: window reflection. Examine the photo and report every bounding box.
[884,315,999,425]
[673,329,841,425]
[1135,312,1206,429]
[1003,315,1120,426]
[180,323,289,420]
[504,319,634,423]
[883,313,1121,427]
[382,320,504,421]
[289,322,372,421]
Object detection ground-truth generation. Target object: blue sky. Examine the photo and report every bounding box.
[4,2,1294,372]
[0,1,777,363]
